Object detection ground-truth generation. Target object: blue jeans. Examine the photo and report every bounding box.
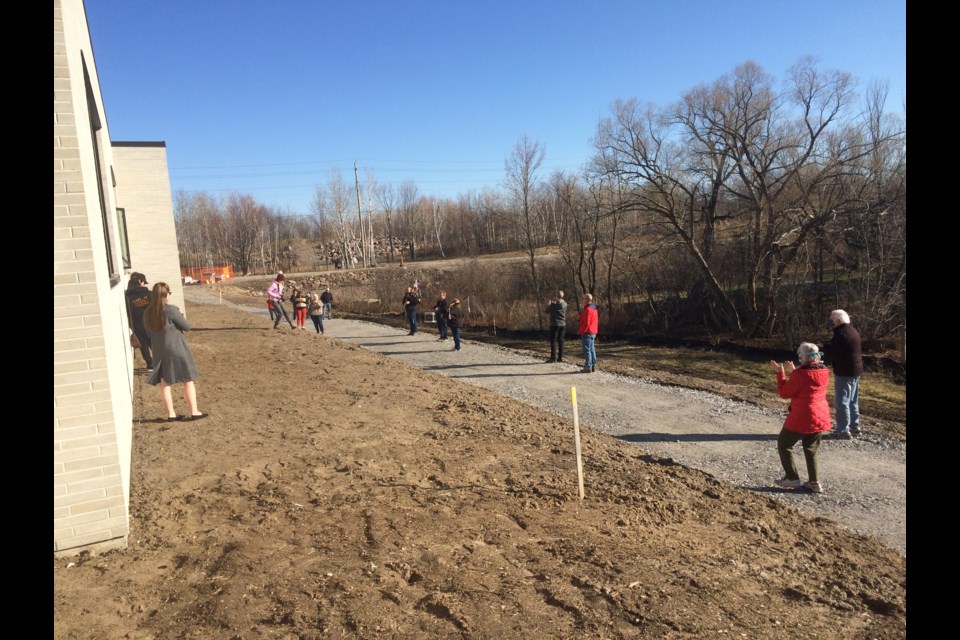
[581,334,596,369]
[323,302,332,319]
[406,309,418,334]
[311,315,324,334]
[834,375,861,433]
[272,300,294,328]
[452,326,461,350]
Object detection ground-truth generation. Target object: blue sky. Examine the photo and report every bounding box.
[85,0,906,216]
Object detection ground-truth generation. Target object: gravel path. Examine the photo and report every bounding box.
[187,294,907,556]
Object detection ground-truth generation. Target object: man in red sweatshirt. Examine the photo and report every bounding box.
[578,293,599,373]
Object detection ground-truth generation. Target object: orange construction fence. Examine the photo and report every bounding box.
[181,265,234,284]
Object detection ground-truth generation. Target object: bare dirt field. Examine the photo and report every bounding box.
[53,299,906,639]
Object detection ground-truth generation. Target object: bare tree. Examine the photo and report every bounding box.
[397,180,420,261]
[174,190,221,269]
[220,193,267,275]
[329,169,357,268]
[594,59,900,338]
[505,135,546,329]
[373,180,398,263]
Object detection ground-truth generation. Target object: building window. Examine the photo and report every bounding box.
[116,208,131,270]
[82,57,121,287]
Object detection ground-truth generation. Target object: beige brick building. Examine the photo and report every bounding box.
[54,0,181,555]
[113,143,185,312]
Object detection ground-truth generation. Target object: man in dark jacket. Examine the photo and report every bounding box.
[402,287,421,335]
[320,287,334,319]
[544,290,567,363]
[125,272,154,370]
[434,291,450,341]
[826,309,864,438]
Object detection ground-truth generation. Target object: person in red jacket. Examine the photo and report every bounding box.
[578,293,599,373]
[768,342,832,493]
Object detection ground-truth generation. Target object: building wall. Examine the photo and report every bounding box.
[54,0,134,555]
[113,143,185,313]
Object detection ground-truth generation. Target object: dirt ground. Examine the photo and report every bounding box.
[53,301,906,639]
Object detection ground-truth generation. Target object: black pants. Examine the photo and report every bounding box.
[549,326,565,361]
[437,316,449,339]
[133,324,153,369]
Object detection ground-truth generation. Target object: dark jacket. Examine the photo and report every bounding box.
[828,323,863,377]
[545,299,567,327]
[125,285,151,331]
[403,292,420,309]
[434,298,449,319]
[320,291,333,304]
[449,306,463,328]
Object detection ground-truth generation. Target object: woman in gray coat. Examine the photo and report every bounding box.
[143,282,206,421]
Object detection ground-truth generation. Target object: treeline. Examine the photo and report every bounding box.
[175,59,905,349]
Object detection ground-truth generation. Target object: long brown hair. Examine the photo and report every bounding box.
[143,282,171,332]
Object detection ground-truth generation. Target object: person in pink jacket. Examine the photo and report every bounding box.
[266,273,295,330]
[768,342,832,493]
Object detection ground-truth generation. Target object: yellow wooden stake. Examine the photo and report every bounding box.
[571,386,585,499]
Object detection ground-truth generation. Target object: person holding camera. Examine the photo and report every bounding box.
[544,290,567,363]
[144,282,206,421]
[434,291,450,341]
[125,272,154,371]
[402,286,421,335]
[768,342,832,493]
[448,298,464,351]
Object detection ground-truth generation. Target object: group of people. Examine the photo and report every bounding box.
[543,289,863,495]
[125,272,206,421]
[266,272,334,335]
[767,309,863,494]
[544,290,597,373]
[403,286,463,351]
[128,268,866,496]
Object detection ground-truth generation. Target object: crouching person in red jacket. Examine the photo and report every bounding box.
[768,342,832,494]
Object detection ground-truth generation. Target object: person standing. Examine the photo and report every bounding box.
[125,272,154,371]
[578,293,599,373]
[143,282,206,421]
[291,286,308,330]
[402,286,420,335]
[434,291,450,341]
[267,273,295,329]
[320,287,334,319]
[768,342,832,493]
[308,293,325,335]
[448,298,463,351]
[825,309,863,439]
[544,290,567,363]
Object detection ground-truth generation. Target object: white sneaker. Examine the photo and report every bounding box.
[803,481,824,494]
[775,477,802,489]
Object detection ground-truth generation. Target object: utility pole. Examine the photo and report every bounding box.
[365,185,376,267]
[354,162,367,268]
